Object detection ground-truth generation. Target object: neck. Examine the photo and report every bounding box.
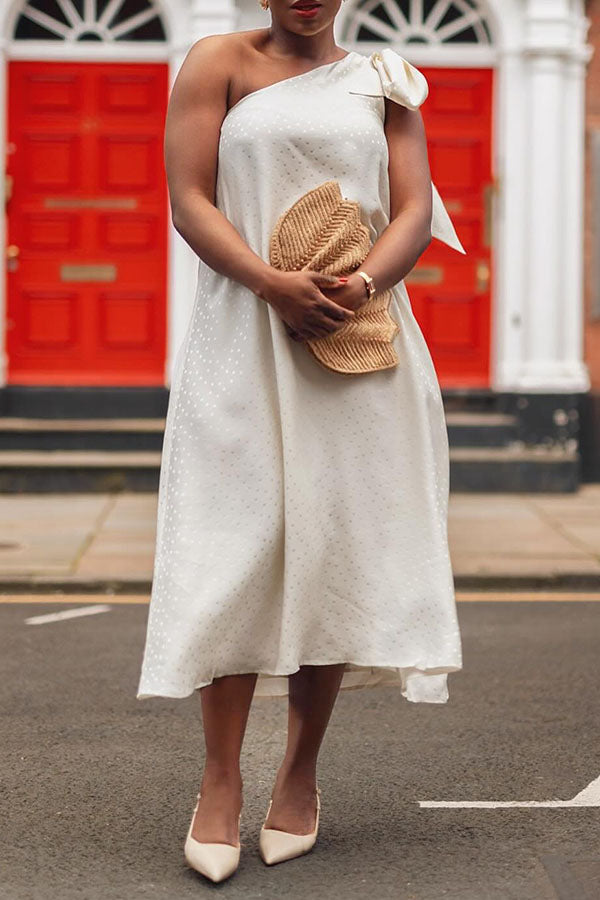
[263,24,341,63]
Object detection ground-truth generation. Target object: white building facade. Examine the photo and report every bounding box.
[0,0,593,404]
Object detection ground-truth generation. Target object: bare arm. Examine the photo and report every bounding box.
[165,35,273,295]
[165,36,353,340]
[363,99,433,290]
[324,99,433,309]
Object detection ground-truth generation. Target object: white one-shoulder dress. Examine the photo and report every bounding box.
[137,48,465,704]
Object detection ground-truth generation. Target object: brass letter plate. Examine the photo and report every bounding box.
[61,263,117,282]
[45,197,137,210]
[404,265,443,285]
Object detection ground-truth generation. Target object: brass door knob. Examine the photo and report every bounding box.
[6,244,20,259]
[476,260,491,293]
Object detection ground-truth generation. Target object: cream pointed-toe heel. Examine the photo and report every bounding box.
[258,786,321,866]
[184,793,241,883]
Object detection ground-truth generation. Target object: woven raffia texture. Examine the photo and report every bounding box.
[269,180,399,374]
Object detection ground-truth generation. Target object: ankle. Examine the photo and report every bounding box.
[276,761,317,789]
[200,765,243,792]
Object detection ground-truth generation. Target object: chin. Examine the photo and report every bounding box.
[287,22,327,34]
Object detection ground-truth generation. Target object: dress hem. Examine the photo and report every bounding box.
[137,658,462,704]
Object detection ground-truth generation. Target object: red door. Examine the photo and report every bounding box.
[407,67,494,388]
[6,61,168,386]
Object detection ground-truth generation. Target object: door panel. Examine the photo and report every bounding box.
[406,67,494,388]
[6,60,168,385]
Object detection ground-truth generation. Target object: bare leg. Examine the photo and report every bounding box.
[264,663,346,834]
[191,672,258,845]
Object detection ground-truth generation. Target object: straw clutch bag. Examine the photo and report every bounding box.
[269,180,400,375]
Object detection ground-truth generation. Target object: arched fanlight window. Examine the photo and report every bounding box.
[13,0,167,42]
[343,0,493,45]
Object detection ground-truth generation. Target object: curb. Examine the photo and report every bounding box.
[454,574,600,591]
[1,574,600,594]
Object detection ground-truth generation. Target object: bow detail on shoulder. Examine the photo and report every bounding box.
[350,48,466,255]
[370,48,429,110]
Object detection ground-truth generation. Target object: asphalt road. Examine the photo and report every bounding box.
[1,596,599,900]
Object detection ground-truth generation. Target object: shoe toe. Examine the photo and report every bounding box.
[185,837,240,882]
[259,827,316,865]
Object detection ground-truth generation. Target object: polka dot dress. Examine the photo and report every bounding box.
[137,49,464,704]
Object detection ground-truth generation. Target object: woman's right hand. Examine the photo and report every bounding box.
[258,269,355,341]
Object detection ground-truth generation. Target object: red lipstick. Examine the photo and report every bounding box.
[291,1,321,18]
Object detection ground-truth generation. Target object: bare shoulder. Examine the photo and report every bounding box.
[180,30,267,84]
[175,34,231,86]
[166,34,234,116]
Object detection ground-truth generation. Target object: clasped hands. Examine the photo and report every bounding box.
[259,269,369,343]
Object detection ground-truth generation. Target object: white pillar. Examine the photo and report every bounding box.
[492,45,529,392]
[190,0,239,40]
[522,50,566,384]
[560,10,592,386]
[503,0,592,392]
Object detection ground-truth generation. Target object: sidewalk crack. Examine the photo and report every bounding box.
[526,497,600,564]
[69,494,118,575]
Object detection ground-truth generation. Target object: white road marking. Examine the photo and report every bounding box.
[419,774,600,808]
[25,604,112,625]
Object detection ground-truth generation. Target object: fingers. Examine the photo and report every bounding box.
[304,306,352,339]
[284,323,303,341]
[314,292,355,321]
[304,272,355,320]
[308,271,343,289]
[285,317,339,342]
[304,291,355,339]
[281,271,357,342]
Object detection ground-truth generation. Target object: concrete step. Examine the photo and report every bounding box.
[0,417,165,451]
[0,450,161,492]
[0,444,579,493]
[0,385,168,419]
[445,411,518,448]
[0,411,518,452]
[449,445,579,493]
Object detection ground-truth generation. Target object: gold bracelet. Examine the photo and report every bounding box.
[357,270,376,300]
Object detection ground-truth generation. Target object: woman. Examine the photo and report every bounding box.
[137,0,465,883]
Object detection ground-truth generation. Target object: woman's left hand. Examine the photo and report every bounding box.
[285,273,367,341]
[320,273,368,312]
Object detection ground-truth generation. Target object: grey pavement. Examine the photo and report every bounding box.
[1,595,599,899]
[0,486,599,590]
